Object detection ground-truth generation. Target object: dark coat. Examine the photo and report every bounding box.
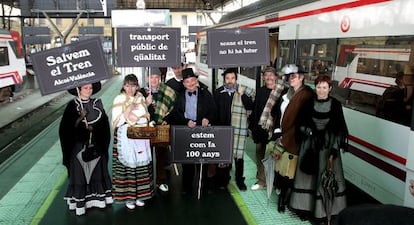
[298,96,348,156]
[165,87,217,126]
[59,98,111,172]
[213,86,253,125]
[166,78,185,93]
[249,86,273,143]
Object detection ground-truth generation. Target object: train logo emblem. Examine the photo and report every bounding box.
[340,16,351,33]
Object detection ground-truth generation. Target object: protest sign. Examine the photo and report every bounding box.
[171,126,234,164]
[117,27,180,67]
[31,37,111,95]
[207,27,269,68]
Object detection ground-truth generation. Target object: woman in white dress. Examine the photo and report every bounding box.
[111,74,154,209]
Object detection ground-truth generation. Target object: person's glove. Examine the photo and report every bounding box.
[271,128,282,140]
[75,109,88,127]
[300,126,313,136]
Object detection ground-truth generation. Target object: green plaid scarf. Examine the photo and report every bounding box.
[154,83,176,124]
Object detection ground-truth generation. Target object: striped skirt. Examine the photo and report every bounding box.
[112,132,154,202]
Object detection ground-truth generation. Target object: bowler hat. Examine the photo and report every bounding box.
[68,82,101,96]
[182,68,198,80]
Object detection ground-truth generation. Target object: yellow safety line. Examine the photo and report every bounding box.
[228,181,258,225]
[29,172,67,225]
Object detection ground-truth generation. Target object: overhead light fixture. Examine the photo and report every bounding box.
[136,0,146,9]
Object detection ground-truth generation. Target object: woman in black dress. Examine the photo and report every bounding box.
[59,82,113,216]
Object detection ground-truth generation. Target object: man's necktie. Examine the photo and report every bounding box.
[188,91,197,96]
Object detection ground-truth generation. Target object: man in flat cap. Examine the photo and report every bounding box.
[140,67,177,192]
[249,66,286,191]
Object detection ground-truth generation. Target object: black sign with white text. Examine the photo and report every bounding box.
[117,27,181,67]
[31,37,111,95]
[207,27,269,68]
[171,126,234,164]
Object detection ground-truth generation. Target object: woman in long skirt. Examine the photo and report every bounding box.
[59,82,113,216]
[111,74,155,209]
[289,75,348,224]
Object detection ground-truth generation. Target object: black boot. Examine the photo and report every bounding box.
[235,159,247,191]
[278,187,288,213]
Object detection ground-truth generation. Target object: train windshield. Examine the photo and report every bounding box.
[0,47,9,66]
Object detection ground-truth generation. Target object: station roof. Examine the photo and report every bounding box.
[120,0,232,11]
[10,0,232,12]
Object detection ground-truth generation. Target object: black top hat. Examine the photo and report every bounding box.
[68,82,101,96]
[182,68,198,80]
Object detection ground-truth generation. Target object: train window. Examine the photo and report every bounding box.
[8,40,23,59]
[356,55,409,78]
[276,40,294,70]
[0,47,9,66]
[296,39,337,80]
[199,42,208,64]
[333,36,414,126]
[239,66,258,80]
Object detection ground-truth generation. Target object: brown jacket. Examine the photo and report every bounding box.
[280,86,313,155]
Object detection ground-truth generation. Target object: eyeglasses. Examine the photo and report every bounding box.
[289,74,300,79]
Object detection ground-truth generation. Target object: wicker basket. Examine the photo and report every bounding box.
[127,123,157,139]
[151,125,170,145]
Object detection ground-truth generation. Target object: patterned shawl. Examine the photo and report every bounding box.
[259,80,285,137]
[154,83,176,124]
[231,85,255,159]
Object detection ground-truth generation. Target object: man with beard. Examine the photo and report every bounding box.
[213,68,255,191]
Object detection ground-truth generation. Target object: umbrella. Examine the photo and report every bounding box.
[319,167,338,225]
[76,149,100,185]
[262,154,275,205]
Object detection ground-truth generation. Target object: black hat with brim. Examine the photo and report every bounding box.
[182,68,198,80]
[68,81,102,96]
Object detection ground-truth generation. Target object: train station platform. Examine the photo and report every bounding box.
[0,74,311,225]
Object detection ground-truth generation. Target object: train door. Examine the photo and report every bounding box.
[406,109,414,207]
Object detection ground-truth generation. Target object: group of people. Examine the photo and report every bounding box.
[249,65,348,224]
[58,63,256,215]
[58,62,349,225]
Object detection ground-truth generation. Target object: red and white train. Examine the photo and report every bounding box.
[195,0,414,207]
[0,29,26,102]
